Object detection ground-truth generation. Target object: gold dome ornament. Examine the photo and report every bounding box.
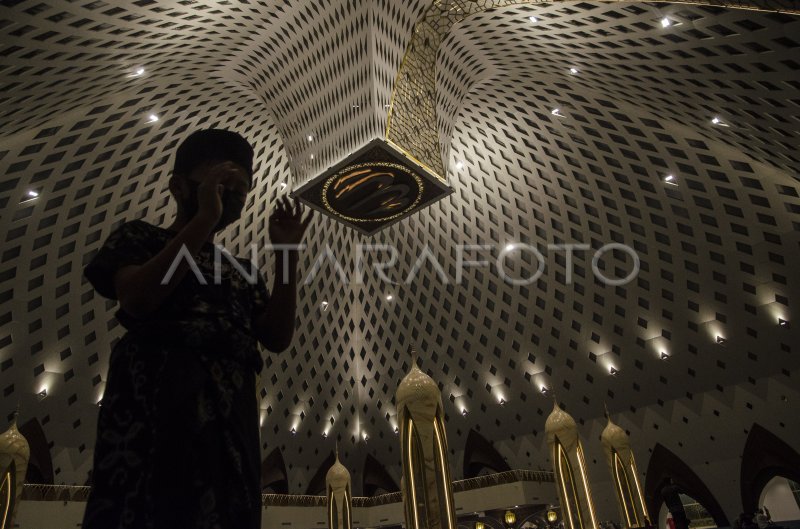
[545,397,598,529]
[326,445,352,529]
[601,405,649,528]
[396,345,456,529]
[0,411,30,529]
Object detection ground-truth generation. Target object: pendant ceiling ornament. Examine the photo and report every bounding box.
[386,0,800,175]
[296,0,798,235]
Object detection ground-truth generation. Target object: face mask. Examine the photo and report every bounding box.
[182,180,245,231]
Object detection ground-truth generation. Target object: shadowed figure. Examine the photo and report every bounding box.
[81,129,311,529]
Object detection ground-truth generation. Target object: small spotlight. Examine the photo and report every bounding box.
[664,174,678,186]
[352,104,360,109]
[778,318,789,328]
[321,300,329,311]
[307,135,314,142]
[660,352,670,360]
[711,116,730,127]
[386,294,393,301]
[529,16,538,23]
[322,431,328,438]
[363,433,369,441]
[310,154,314,160]
[661,17,671,27]
[551,108,564,117]
[97,399,103,407]
[461,408,468,416]
[290,427,297,435]
[37,389,47,400]
[541,386,549,395]
[147,113,159,123]
[280,182,287,190]
[455,160,464,170]
[609,367,619,375]
[569,68,579,75]
[394,426,399,434]
[716,335,727,345]
[499,398,506,406]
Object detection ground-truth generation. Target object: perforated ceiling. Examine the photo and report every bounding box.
[1,0,799,511]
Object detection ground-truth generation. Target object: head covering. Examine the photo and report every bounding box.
[173,129,254,186]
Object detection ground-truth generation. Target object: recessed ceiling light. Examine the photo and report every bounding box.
[551,108,564,117]
[394,426,399,434]
[280,182,287,190]
[716,335,727,345]
[499,397,506,406]
[778,318,789,328]
[322,431,328,438]
[461,408,468,416]
[569,68,579,75]
[26,190,39,198]
[147,113,159,123]
[609,366,619,375]
[290,427,296,435]
[321,300,329,311]
[386,294,393,301]
[455,160,464,170]
[505,243,516,252]
[307,134,313,142]
[661,17,671,28]
[540,386,549,394]
[664,174,678,186]
[352,104,359,108]
[310,154,314,160]
[660,351,670,360]
[711,116,730,127]
[529,16,538,23]
[37,389,47,400]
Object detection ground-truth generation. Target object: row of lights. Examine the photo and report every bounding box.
[284,312,788,432]
[604,316,790,375]
[529,13,681,32]
[129,67,163,125]
[320,294,393,311]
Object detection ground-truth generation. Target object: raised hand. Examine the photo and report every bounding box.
[194,161,249,226]
[268,196,312,245]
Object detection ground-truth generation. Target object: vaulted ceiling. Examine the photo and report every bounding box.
[1,0,799,499]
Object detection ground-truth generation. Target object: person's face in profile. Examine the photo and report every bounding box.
[176,159,252,231]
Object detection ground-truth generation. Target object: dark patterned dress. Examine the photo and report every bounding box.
[82,219,268,529]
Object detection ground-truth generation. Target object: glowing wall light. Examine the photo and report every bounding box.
[505,509,517,524]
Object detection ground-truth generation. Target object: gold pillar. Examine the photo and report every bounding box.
[0,413,29,529]
[326,446,352,529]
[545,399,598,529]
[601,408,649,528]
[396,346,456,529]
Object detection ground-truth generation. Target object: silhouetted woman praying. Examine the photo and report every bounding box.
[82,129,311,529]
